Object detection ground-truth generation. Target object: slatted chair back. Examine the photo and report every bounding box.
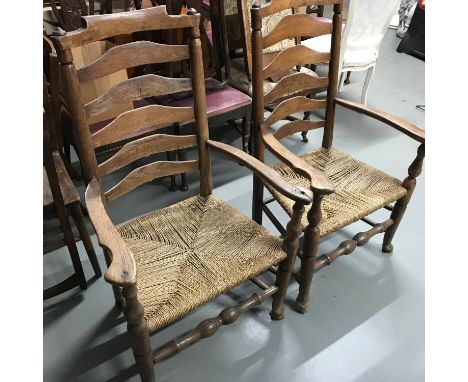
[251,0,343,152]
[51,6,212,204]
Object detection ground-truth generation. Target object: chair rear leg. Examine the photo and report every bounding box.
[166,126,178,192]
[174,123,188,191]
[296,195,323,313]
[271,201,304,320]
[383,144,424,253]
[123,285,155,382]
[70,203,102,277]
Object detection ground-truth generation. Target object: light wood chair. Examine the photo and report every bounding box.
[43,78,102,300]
[51,7,312,381]
[249,0,425,314]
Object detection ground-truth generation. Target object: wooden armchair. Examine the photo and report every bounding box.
[43,78,102,299]
[249,0,425,313]
[51,7,312,380]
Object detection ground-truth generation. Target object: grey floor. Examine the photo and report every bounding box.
[44,29,425,382]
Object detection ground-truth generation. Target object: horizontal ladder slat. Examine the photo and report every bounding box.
[264,71,328,104]
[85,75,193,119]
[53,6,200,50]
[105,160,199,202]
[98,134,198,176]
[263,14,333,48]
[91,104,194,148]
[274,120,325,140]
[263,96,327,127]
[263,45,330,79]
[77,42,190,83]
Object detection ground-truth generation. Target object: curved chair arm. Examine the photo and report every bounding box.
[335,98,425,143]
[85,178,137,287]
[207,140,314,204]
[261,130,335,195]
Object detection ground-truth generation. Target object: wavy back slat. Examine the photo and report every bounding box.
[91,105,194,148]
[263,45,330,79]
[98,134,198,177]
[84,75,193,119]
[77,42,190,83]
[273,120,325,140]
[104,160,200,202]
[264,72,328,105]
[263,96,327,127]
[52,6,200,50]
[258,0,340,18]
[263,14,333,48]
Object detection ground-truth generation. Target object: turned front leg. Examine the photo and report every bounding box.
[123,285,155,382]
[271,201,305,320]
[383,143,425,253]
[296,194,323,313]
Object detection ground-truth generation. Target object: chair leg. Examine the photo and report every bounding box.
[123,286,155,382]
[166,126,178,192]
[301,94,312,143]
[241,117,250,153]
[296,195,323,314]
[383,144,424,253]
[174,123,188,191]
[70,203,102,278]
[361,66,375,105]
[271,201,304,320]
[63,216,88,291]
[344,70,351,85]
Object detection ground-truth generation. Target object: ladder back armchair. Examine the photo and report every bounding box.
[51,7,313,381]
[249,0,425,314]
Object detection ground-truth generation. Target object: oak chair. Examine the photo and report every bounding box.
[51,7,312,381]
[43,78,102,300]
[249,0,425,314]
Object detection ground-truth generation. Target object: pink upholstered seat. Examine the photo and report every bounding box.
[157,80,251,121]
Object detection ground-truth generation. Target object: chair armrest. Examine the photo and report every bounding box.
[261,131,335,195]
[207,140,314,204]
[85,178,136,287]
[335,98,425,143]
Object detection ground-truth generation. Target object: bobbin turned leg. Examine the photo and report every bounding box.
[123,285,155,382]
[271,201,304,320]
[383,144,424,253]
[296,194,323,313]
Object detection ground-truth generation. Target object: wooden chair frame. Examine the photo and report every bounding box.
[250,0,425,313]
[43,78,102,300]
[51,7,313,381]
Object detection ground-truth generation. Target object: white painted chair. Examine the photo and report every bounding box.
[303,0,400,104]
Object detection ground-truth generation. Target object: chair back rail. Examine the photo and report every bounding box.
[84,75,193,119]
[263,45,330,79]
[98,134,198,176]
[51,6,212,201]
[251,0,342,146]
[262,13,332,48]
[264,72,328,105]
[77,41,189,82]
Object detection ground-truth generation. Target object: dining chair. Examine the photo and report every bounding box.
[43,78,102,300]
[302,0,401,104]
[249,0,425,314]
[51,7,311,380]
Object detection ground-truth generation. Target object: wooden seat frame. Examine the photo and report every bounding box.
[51,7,313,381]
[249,0,425,313]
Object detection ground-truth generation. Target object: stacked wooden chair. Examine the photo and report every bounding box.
[51,7,312,381]
[249,0,425,313]
[43,78,102,300]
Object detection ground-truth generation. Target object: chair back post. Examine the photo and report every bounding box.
[188,8,213,197]
[52,29,101,186]
[322,2,343,149]
[250,2,265,162]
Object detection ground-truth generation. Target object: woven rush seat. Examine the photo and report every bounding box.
[266,147,407,236]
[117,195,286,333]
